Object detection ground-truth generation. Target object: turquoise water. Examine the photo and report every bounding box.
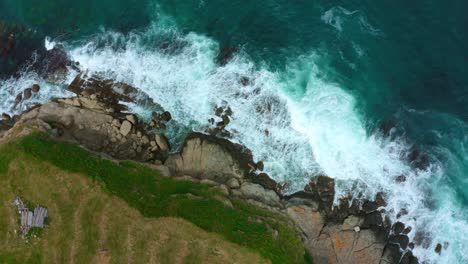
[1,1,467,263]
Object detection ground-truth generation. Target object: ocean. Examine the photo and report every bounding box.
[1,1,467,263]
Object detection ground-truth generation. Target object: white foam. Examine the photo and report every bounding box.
[64,24,467,263]
[44,37,56,51]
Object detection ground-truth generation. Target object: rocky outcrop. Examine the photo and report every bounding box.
[163,132,414,264]
[165,132,254,182]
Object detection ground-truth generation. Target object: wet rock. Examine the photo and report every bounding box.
[248,172,280,194]
[397,208,408,218]
[160,111,172,121]
[239,76,250,86]
[375,192,386,207]
[362,200,379,213]
[435,243,442,255]
[120,120,132,136]
[215,106,224,117]
[15,93,22,103]
[396,174,406,183]
[414,231,431,248]
[32,84,40,93]
[304,175,335,210]
[362,211,382,229]
[216,45,237,66]
[408,148,430,170]
[23,88,32,100]
[389,234,410,249]
[403,226,412,234]
[392,221,405,234]
[400,251,419,264]
[256,161,264,171]
[1,113,11,121]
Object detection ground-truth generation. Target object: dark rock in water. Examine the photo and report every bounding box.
[389,234,410,249]
[408,148,430,170]
[23,88,32,100]
[403,226,412,234]
[247,172,281,194]
[256,161,264,171]
[221,115,230,125]
[160,111,172,122]
[216,46,237,66]
[408,242,415,249]
[392,221,405,234]
[225,107,233,117]
[1,113,11,121]
[396,174,406,183]
[378,119,397,137]
[304,175,335,210]
[397,208,408,218]
[215,106,224,117]
[15,93,23,103]
[32,84,40,93]
[435,243,442,254]
[208,117,215,125]
[362,200,379,213]
[362,211,383,229]
[240,76,250,86]
[375,192,386,207]
[414,231,431,248]
[400,251,419,264]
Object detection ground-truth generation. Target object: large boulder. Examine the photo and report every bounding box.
[165,132,254,182]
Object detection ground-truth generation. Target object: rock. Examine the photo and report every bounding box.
[239,182,280,207]
[256,161,264,171]
[240,76,250,86]
[435,243,442,254]
[248,172,280,194]
[126,114,137,125]
[396,174,406,183]
[119,120,132,136]
[375,192,386,207]
[150,141,157,147]
[15,93,23,103]
[389,234,410,249]
[226,178,240,189]
[392,222,405,234]
[31,84,40,93]
[287,205,324,239]
[216,46,237,66]
[155,134,170,151]
[165,132,254,181]
[342,215,362,230]
[402,226,412,234]
[160,111,172,121]
[354,226,360,232]
[1,113,11,121]
[407,148,430,170]
[141,135,150,144]
[215,106,224,117]
[362,211,383,229]
[111,119,121,128]
[304,175,335,210]
[23,88,33,100]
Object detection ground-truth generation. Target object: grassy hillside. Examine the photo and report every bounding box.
[0,132,309,264]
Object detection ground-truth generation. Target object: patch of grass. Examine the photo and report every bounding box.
[0,132,308,263]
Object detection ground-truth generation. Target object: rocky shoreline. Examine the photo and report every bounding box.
[0,71,422,264]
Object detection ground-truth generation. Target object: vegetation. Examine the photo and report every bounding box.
[0,132,307,263]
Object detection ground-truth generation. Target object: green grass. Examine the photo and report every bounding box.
[0,132,309,264]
